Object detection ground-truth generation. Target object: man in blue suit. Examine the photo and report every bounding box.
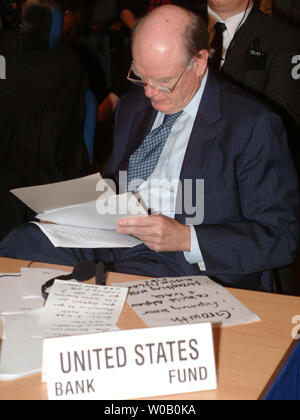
[0,4,298,292]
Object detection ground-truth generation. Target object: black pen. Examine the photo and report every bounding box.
[134,192,151,216]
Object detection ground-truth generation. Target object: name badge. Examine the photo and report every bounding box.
[43,323,217,400]
[246,38,267,71]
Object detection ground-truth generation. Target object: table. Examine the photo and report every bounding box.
[0,257,299,400]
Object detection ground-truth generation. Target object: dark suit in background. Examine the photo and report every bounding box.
[206,0,300,294]
[0,27,89,240]
[272,0,300,26]
[210,1,300,164]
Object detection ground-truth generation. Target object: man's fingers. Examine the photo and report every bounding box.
[117,215,152,228]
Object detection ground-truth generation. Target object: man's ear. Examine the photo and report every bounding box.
[194,49,209,77]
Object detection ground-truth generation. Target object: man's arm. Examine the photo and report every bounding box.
[118,112,299,276]
[120,9,139,30]
[194,112,299,275]
[264,33,300,128]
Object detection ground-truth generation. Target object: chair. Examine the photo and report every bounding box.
[49,7,64,49]
[264,340,300,400]
[84,90,98,164]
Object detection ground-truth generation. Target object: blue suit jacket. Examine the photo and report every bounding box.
[104,71,299,292]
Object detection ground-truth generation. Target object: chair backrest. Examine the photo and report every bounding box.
[48,7,97,164]
[264,340,300,400]
[49,6,64,49]
[84,90,98,163]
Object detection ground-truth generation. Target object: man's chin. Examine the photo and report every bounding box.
[151,100,176,114]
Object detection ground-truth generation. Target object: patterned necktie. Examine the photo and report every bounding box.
[127,111,183,191]
[210,22,227,70]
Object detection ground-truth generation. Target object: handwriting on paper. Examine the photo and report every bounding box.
[39,281,128,338]
[116,276,260,328]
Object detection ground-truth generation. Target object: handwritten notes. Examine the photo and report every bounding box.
[38,281,128,338]
[0,272,128,380]
[115,276,260,328]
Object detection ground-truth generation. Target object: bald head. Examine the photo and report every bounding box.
[132,5,191,66]
[130,5,209,114]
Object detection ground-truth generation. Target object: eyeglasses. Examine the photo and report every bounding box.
[127,60,192,93]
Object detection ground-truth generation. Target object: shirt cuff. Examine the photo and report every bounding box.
[184,226,206,271]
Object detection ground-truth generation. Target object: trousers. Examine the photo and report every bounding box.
[0,223,202,278]
[0,223,284,292]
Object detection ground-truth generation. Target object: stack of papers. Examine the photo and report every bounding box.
[0,310,45,381]
[0,268,67,315]
[0,268,69,380]
[0,268,128,380]
[33,223,143,249]
[11,173,147,248]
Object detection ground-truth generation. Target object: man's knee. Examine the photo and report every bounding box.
[0,223,40,248]
[0,223,104,267]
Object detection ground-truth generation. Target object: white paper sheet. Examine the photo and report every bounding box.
[38,281,128,338]
[0,270,126,380]
[0,316,5,340]
[33,222,143,248]
[0,273,44,315]
[114,276,261,328]
[36,193,148,230]
[20,267,71,298]
[10,173,108,214]
[11,173,148,249]
[0,309,45,380]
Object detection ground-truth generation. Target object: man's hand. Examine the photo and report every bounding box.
[117,215,191,253]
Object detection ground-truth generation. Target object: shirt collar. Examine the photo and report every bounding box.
[155,69,209,124]
[183,69,209,118]
[208,4,253,39]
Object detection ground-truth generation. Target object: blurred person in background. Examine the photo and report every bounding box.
[0,0,90,239]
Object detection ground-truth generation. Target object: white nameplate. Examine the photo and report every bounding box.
[43,323,217,400]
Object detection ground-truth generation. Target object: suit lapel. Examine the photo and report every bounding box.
[176,71,223,223]
[127,107,157,156]
[118,101,157,172]
[223,5,262,74]
[180,71,222,182]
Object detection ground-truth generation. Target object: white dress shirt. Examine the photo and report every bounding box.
[208,5,253,66]
[136,71,209,271]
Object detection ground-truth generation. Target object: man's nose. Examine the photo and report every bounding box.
[144,84,160,98]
